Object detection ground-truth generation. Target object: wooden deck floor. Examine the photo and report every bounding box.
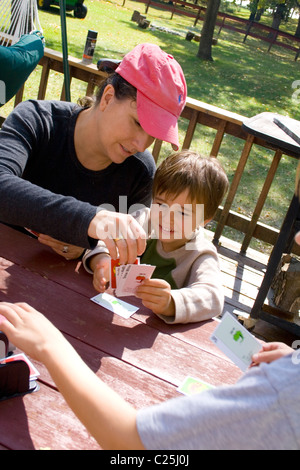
[209,230,299,345]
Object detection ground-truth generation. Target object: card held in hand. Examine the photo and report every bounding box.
[109,258,155,297]
[115,263,155,297]
[210,312,262,371]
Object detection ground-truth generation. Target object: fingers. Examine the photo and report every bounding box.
[0,302,33,324]
[135,279,174,316]
[0,302,21,323]
[251,342,294,366]
[89,211,146,265]
[0,302,26,337]
[93,266,109,293]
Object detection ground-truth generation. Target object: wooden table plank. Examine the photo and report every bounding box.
[0,383,100,450]
[30,335,181,409]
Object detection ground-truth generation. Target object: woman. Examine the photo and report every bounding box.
[0,43,187,264]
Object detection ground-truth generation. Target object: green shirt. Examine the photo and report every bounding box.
[141,239,177,289]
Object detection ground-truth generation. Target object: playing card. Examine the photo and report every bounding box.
[210,312,262,371]
[110,258,139,289]
[115,264,155,297]
[177,376,214,396]
[91,292,139,319]
[0,331,8,360]
[24,228,40,238]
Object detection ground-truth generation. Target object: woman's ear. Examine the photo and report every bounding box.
[99,84,115,111]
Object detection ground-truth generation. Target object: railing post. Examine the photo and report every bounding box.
[241,149,282,253]
[182,109,199,149]
[213,134,254,243]
[243,20,253,43]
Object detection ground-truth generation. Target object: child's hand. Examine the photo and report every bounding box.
[251,342,294,366]
[135,279,175,317]
[92,254,110,292]
[0,302,66,362]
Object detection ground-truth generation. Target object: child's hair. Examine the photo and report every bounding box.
[78,73,137,108]
[296,160,300,200]
[153,150,229,221]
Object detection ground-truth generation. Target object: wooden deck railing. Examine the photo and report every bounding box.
[1,47,299,257]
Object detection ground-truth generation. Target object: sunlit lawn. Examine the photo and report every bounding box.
[1,0,299,252]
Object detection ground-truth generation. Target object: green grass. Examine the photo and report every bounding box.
[1,0,299,253]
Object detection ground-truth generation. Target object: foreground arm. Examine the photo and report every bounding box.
[0,302,144,450]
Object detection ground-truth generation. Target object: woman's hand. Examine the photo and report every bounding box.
[88,210,146,265]
[135,278,175,317]
[37,234,85,260]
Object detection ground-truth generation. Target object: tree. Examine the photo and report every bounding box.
[197,0,221,61]
[270,0,287,30]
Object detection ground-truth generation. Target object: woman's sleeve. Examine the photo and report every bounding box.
[0,102,97,248]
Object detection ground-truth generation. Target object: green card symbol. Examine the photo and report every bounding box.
[233,330,244,342]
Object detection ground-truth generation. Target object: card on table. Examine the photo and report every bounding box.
[177,376,215,396]
[210,311,262,371]
[91,292,140,319]
[1,353,40,380]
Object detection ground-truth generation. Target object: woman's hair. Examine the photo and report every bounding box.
[78,72,137,108]
[153,150,229,221]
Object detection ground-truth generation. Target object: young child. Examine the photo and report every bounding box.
[83,150,229,324]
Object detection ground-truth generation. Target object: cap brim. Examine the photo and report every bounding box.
[136,90,180,151]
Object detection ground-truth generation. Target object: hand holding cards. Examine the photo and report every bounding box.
[91,258,155,319]
[110,258,155,297]
[210,312,262,371]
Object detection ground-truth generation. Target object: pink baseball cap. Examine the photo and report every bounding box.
[116,43,187,150]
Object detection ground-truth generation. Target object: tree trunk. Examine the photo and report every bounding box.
[255,8,265,21]
[248,0,259,21]
[271,3,286,30]
[197,0,220,61]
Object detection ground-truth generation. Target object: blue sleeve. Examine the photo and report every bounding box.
[0,33,44,106]
[136,355,300,450]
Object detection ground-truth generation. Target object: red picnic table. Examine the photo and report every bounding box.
[0,223,243,450]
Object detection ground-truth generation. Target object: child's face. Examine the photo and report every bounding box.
[150,189,204,251]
